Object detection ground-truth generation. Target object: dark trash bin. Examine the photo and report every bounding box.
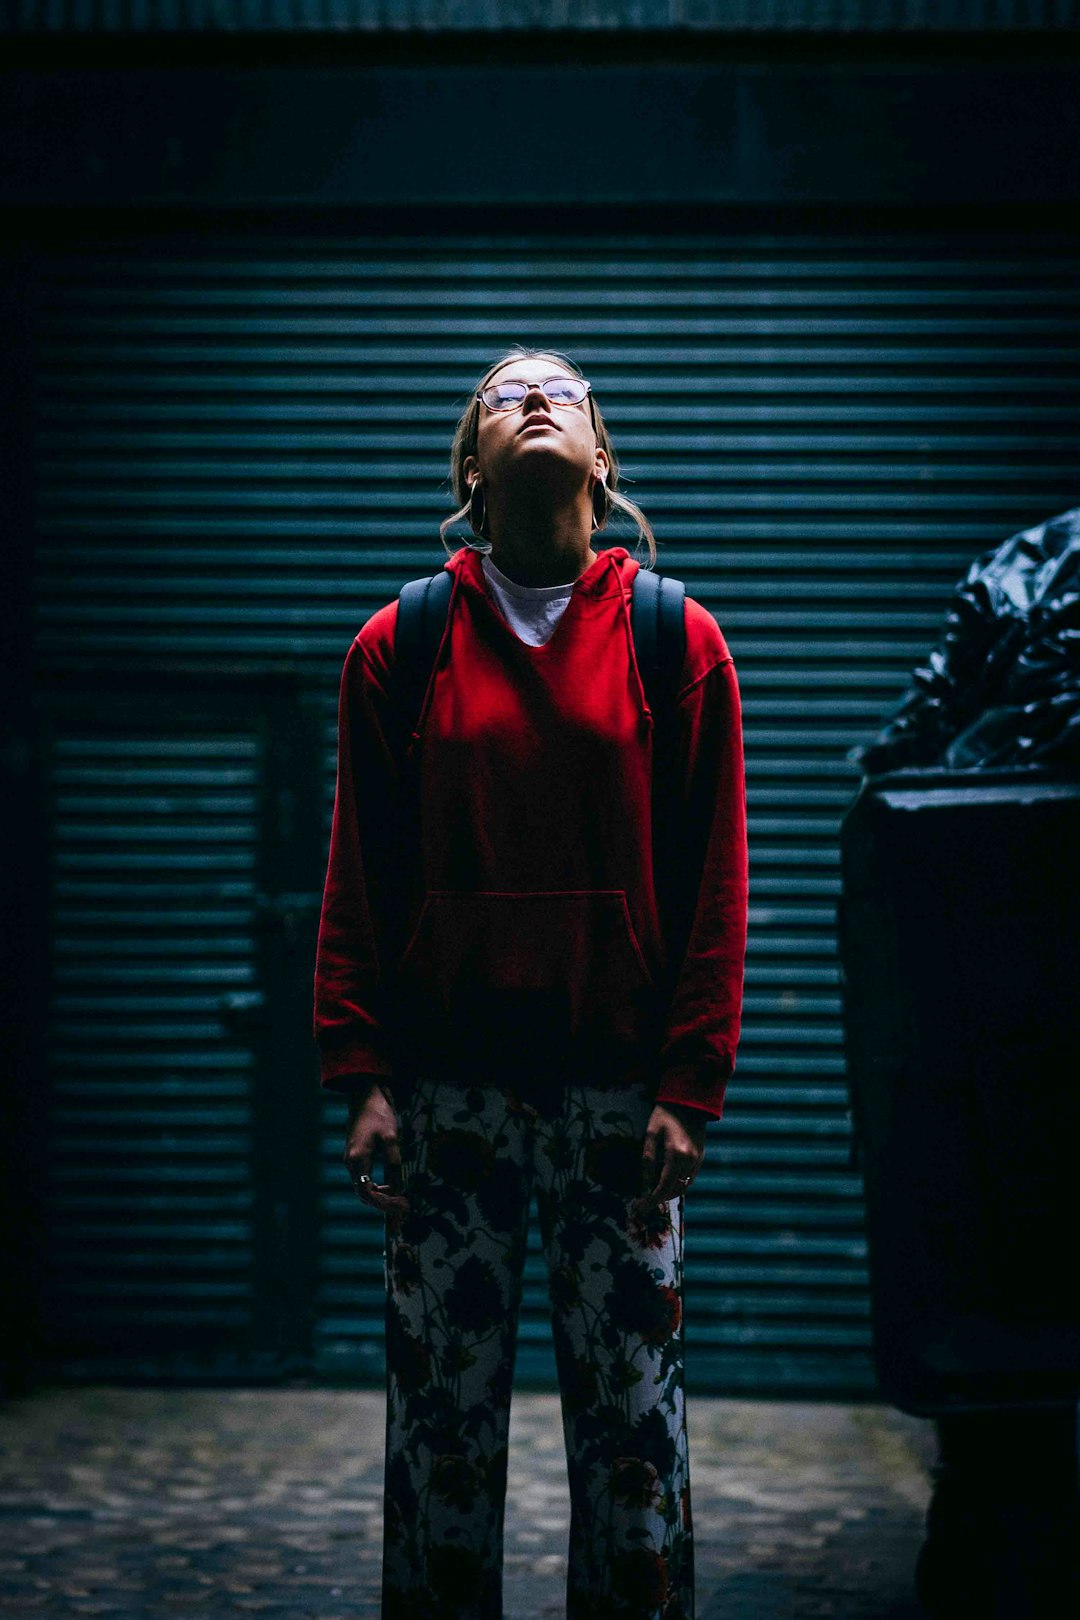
[840,507,1080,1618]
[839,765,1080,1415]
[839,767,1080,1616]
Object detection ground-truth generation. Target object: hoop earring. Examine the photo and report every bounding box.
[469,480,488,539]
[591,474,610,533]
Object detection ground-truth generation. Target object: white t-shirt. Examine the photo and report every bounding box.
[481,552,577,647]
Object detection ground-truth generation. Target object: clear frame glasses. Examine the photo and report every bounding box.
[477,375,592,412]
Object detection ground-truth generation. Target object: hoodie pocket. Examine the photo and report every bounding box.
[393,889,657,1070]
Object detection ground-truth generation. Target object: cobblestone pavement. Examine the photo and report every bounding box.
[0,1387,936,1619]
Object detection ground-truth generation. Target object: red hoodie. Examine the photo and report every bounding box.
[313,543,747,1120]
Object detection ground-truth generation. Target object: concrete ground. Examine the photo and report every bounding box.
[0,1387,936,1619]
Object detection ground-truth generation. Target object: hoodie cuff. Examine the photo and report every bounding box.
[654,1060,732,1122]
[318,1042,394,1095]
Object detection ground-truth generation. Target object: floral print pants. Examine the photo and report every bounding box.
[380,1073,694,1620]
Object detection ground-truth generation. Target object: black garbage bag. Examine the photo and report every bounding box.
[855,505,1080,773]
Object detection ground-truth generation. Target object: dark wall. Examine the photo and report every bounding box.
[3,57,1080,214]
[5,0,1080,33]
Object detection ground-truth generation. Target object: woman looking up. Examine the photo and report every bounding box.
[314,345,749,1620]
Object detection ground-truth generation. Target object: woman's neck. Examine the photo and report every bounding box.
[484,490,597,586]
[486,543,598,589]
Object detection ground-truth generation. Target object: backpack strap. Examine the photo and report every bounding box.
[396,567,454,739]
[633,569,689,989]
[630,568,686,719]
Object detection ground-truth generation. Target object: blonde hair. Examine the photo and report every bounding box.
[438,345,658,569]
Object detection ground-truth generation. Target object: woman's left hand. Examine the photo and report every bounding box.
[631,1101,709,1212]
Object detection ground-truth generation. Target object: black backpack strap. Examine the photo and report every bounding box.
[631,567,687,719]
[396,567,454,739]
[633,568,689,990]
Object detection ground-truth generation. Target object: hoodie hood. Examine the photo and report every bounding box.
[444,542,653,726]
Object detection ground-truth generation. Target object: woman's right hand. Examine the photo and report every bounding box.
[343,1081,410,1224]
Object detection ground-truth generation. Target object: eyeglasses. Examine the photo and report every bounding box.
[477,375,592,412]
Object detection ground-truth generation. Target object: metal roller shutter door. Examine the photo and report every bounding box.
[27,224,1080,1393]
[31,683,323,1381]
[36,703,263,1374]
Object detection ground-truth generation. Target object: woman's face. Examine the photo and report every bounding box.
[462,355,609,500]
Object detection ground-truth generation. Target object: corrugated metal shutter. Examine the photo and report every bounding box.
[33,684,322,1380]
[37,705,265,1372]
[28,226,1080,1393]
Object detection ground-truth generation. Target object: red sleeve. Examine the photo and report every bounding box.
[653,651,749,1123]
[313,627,407,1097]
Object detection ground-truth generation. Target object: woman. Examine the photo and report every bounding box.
[313,346,748,1620]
